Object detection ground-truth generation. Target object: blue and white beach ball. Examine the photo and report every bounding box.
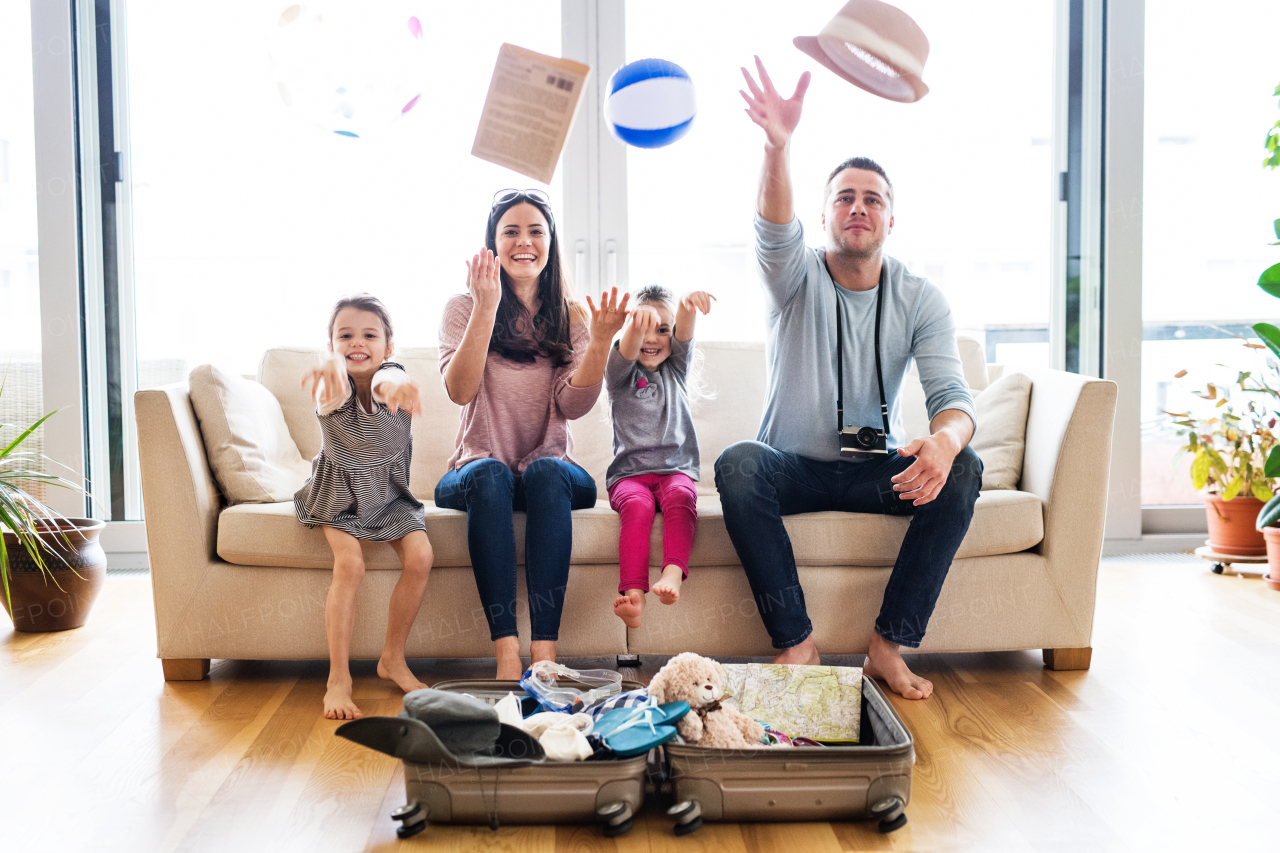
[605,59,696,149]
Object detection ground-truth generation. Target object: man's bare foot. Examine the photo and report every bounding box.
[323,679,363,720]
[613,589,645,628]
[771,636,821,665]
[652,565,684,605]
[863,631,933,700]
[376,655,429,694]
[495,636,523,681]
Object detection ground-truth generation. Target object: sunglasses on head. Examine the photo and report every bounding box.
[493,188,551,206]
[491,188,554,229]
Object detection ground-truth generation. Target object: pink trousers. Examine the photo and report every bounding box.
[607,472,698,594]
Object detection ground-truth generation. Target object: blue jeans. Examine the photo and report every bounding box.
[714,441,983,649]
[435,457,597,642]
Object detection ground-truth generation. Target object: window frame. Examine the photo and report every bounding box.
[30,0,1170,552]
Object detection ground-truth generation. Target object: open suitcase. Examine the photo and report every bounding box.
[373,678,651,839]
[660,676,914,835]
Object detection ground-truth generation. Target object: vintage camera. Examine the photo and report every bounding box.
[840,425,888,459]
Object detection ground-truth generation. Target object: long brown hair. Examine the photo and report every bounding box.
[484,194,576,366]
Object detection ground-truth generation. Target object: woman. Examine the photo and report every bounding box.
[435,188,629,679]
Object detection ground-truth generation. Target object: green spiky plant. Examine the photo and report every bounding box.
[0,370,92,611]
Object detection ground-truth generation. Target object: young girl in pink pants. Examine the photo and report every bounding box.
[604,286,715,628]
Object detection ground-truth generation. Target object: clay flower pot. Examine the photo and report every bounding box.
[1264,528,1280,591]
[1204,495,1266,556]
[1,518,107,632]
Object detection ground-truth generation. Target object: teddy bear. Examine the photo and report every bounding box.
[647,652,765,749]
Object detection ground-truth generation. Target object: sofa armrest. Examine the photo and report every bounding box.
[135,384,223,648]
[1020,369,1118,644]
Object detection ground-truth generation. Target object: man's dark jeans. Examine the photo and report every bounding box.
[714,441,983,649]
[435,457,597,642]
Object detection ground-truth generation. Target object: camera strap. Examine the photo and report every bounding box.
[829,257,890,436]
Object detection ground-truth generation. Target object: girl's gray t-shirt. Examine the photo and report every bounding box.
[604,336,700,490]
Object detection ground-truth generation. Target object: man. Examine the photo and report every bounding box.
[715,58,982,700]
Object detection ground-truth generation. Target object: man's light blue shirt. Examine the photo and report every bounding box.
[754,214,976,462]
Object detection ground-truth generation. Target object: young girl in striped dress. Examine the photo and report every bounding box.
[295,293,434,721]
[606,286,714,628]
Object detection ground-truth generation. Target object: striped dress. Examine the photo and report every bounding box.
[293,363,426,542]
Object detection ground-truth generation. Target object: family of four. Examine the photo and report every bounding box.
[294,60,982,721]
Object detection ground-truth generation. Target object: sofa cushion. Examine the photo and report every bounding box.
[971,371,1033,490]
[216,489,1042,570]
[187,364,312,505]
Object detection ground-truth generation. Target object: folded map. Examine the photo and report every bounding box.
[721,663,863,743]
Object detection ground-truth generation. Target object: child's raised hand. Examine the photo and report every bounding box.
[301,351,349,407]
[631,304,662,334]
[381,377,423,417]
[466,248,502,315]
[585,286,631,341]
[680,291,717,315]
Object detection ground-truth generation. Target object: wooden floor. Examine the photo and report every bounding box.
[3,561,1278,852]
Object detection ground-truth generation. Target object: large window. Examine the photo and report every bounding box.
[624,0,1056,373]
[127,1,562,387]
[1141,1,1280,506]
[0,0,44,500]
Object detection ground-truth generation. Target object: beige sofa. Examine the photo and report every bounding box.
[136,340,1117,681]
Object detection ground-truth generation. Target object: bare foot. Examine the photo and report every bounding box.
[323,679,363,720]
[613,589,645,628]
[495,636,523,681]
[376,655,429,694]
[530,640,556,667]
[652,565,684,605]
[863,631,933,700]
[771,636,821,666]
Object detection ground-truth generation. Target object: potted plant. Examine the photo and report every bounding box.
[1168,378,1276,555]
[0,376,106,632]
[1247,82,1280,588]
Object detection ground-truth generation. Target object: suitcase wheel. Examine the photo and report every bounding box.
[878,813,908,833]
[603,819,633,837]
[668,800,702,835]
[871,796,907,833]
[674,816,703,836]
[597,801,634,836]
[392,801,428,838]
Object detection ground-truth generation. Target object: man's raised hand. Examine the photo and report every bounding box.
[740,56,810,150]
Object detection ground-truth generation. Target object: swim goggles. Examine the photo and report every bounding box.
[519,661,622,714]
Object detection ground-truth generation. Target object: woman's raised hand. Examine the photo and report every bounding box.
[585,286,631,341]
[301,351,349,408]
[740,55,810,150]
[466,248,502,315]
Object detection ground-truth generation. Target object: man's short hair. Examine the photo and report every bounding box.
[824,157,894,208]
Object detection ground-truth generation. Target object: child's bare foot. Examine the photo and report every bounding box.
[613,589,645,628]
[652,565,684,605]
[376,655,429,694]
[323,678,363,720]
[863,631,933,700]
